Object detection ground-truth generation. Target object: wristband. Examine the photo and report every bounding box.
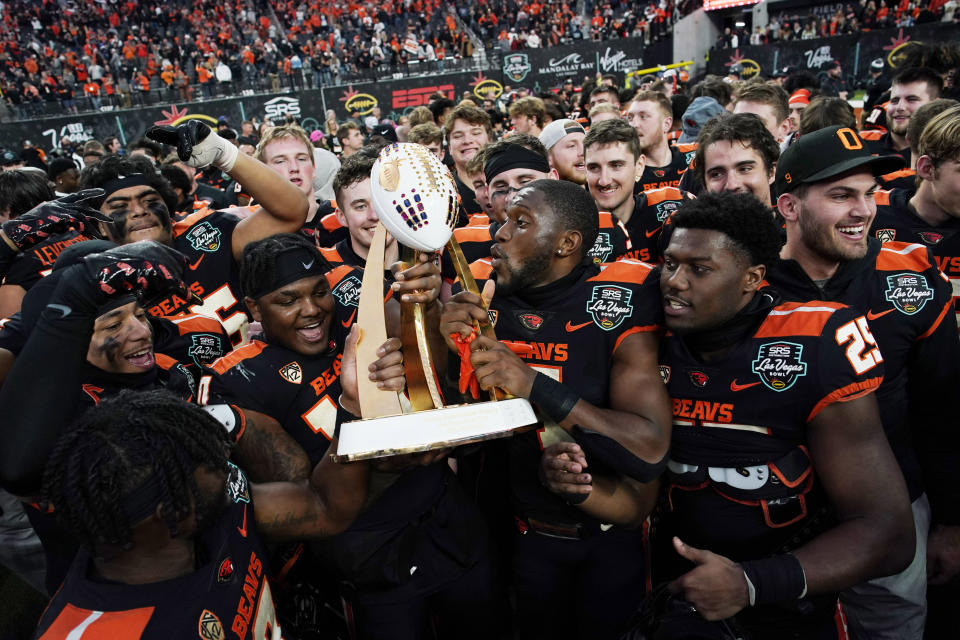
[215,139,239,173]
[529,372,580,424]
[740,553,807,606]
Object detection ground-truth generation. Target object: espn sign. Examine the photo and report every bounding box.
[392,84,455,109]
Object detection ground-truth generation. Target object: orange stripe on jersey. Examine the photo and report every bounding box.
[167,314,225,336]
[155,353,178,370]
[468,258,494,281]
[454,226,495,242]
[172,207,217,238]
[918,297,953,340]
[320,245,344,264]
[613,324,659,353]
[673,142,697,153]
[464,212,490,227]
[754,302,847,338]
[807,376,882,422]
[210,340,268,374]
[321,211,344,232]
[598,210,616,229]
[325,264,355,288]
[874,190,892,206]
[859,130,885,141]
[880,168,915,182]
[645,186,686,205]
[590,259,655,285]
[40,603,154,639]
[875,242,932,272]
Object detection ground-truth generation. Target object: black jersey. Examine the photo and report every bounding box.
[34,465,282,640]
[146,208,248,345]
[619,187,695,264]
[634,146,689,194]
[766,239,960,523]
[861,129,909,165]
[152,313,232,384]
[463,258,662,526]
[303,200,348,248]
[660,299,882,560]
[2,230,93,291]
[872,188,960,329]
[454,174,482,227]
[876,168,917,192]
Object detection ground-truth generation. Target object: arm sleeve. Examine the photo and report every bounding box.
[0,269,95,495]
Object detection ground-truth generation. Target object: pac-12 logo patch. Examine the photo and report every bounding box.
[188,334,224,367]
[752,341,808,391]
[226,462,250,504]
[586,285,634,330]
[332,274,362,308]
[655,200,680,222]
[587,232,614,264]
[884,272,933,314]
[198,609,224,640]
[874,228,896,243]
[279,361,303,384]
[659,365,671,384]
[185,221,222,253]
[487,309,498,326]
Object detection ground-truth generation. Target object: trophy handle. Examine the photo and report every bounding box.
[397,248,445,412]
[356,222,403,418]
[445,236,512,401]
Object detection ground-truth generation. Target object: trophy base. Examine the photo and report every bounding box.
[334,398,538,461]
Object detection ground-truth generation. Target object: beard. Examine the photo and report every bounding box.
[797,202,868,264]
[495,248,552,296]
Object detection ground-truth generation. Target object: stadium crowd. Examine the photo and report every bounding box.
[717,0,959,49]
[1,1,960,638]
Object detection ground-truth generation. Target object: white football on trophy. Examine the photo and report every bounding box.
[369,142,461,252]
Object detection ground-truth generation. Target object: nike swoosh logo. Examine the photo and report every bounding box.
[645,225,663,238]
[301,260,314,270]
[866,309,895,321]
[237,504,247,538]
[47,303,72,318]
[565,320,591,332]
[341,308,357,327]
[730,380,761,392]
[600,523,614,532]
[189,255,204,270]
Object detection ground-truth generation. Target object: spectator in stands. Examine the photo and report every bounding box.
[509,96,546,137]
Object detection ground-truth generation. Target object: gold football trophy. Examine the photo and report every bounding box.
[335,143,536,461]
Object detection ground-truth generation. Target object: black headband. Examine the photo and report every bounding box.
[485,144,550,184]
[249,246,328,299]
[100,173,155,200]
[121,469,168,525]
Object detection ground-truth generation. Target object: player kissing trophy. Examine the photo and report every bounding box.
[335,143,537,461]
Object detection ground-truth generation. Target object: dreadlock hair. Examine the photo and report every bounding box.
[41,389,231,550]
[670,191,783,268]
[79,154,179,215]
[240,233,329,300]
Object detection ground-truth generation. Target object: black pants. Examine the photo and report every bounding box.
[512,525,647,640]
